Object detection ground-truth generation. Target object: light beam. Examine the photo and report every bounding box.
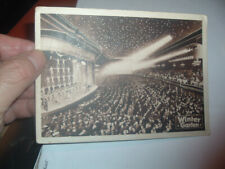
[99,35,173,77]
[133,48,191,71]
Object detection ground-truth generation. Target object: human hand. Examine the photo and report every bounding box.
[0,34,46,131]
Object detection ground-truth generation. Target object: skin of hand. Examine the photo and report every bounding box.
[0,34,46,131]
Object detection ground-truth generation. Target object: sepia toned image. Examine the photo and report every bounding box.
[35,7,209,143]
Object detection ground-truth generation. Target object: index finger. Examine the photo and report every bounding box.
[0,34,34,60]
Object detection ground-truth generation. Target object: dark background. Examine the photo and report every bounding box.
[0,0,37,34]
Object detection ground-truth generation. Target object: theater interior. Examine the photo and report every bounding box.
[39,14,205,137]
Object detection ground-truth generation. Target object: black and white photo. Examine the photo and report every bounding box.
[35,7,209,143]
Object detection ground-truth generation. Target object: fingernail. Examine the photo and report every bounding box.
[28,50,45,71]
[4,110,15,124]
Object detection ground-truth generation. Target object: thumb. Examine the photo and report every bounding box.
[0,50,45,116]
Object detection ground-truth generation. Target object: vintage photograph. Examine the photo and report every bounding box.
[35,7,209,143]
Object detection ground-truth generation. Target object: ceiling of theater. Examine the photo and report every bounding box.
[64,15,201,58]
[41,14,201,59]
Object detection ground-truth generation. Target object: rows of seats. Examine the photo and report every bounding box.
[42,75,204,137]
[147,68,203,88]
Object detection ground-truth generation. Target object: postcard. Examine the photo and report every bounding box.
[35,7,209,143]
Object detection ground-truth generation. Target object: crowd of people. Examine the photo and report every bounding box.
[42,74,204,137]
[147,68,203,88]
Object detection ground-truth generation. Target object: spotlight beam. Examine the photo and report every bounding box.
[121,35,173,62]
[133,48,191,71]
[99,35,173,77]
